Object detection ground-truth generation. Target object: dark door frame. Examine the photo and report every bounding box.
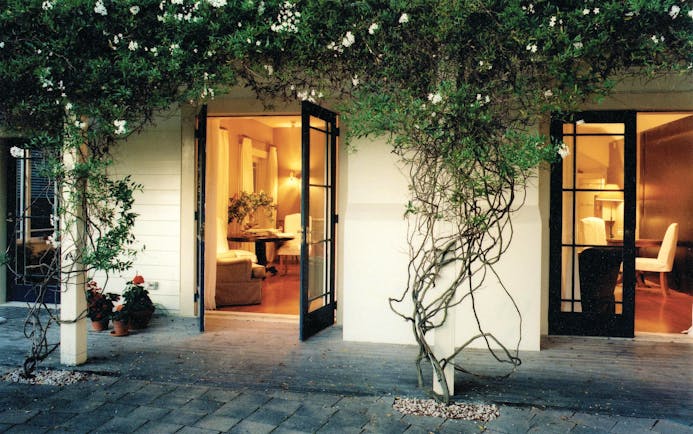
[549,110,637,337]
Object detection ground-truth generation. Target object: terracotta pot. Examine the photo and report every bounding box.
[91,319,109,331]
[111,319,129,336]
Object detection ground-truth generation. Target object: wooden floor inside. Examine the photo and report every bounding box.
[215,266,692,335]
[634,278,692,334]
[218,262,300,315]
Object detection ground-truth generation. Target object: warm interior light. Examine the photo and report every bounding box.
[595,184,623,238]
[289,170,300,184]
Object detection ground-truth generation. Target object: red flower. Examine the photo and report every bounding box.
[132,275,145,285]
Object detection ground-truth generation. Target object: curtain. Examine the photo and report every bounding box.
[241,137,254,192]
[203,121,230,310]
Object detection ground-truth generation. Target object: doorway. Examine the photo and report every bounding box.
[198,102,338,340]
[549,111,693,337]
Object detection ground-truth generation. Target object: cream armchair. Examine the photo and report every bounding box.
[215,250,266,306]
[636,223,679,296]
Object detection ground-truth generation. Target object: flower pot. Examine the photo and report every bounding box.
[111,319,129,336]
[91,319,109,331]
[128,308,154,330]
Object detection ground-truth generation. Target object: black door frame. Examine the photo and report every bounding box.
[300,101,338,340]
[195,105,208,332]
[549,111,637,337]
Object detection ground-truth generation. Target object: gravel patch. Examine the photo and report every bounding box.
[1,368,98,386]
[393,397,499,421]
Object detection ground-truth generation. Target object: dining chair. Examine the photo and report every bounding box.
[635,222,679,296]
[276,213,311,275]
[579,217,607,246]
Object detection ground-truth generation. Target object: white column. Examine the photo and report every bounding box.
[432,298,456,397]
[60,146,87,365]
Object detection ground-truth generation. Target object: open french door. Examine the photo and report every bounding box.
[195,105,207,332]
[300,101,338,340]
[549,111,636,337]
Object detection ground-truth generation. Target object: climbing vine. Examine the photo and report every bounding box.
[0,1,690,398]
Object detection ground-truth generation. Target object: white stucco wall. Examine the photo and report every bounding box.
[341,136,544,351]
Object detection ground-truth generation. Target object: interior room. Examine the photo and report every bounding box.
[203,115,303,317]
[564,112,692,334]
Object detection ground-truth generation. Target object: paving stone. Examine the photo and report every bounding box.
[228,419,276,434]
[610,416,657,433]
[400,413,445,430]
[213,393,271,419]
[149,391,194,409]
[133,421,185,434]
[526,409,577,433]
[176,427,221,434]
[127,405,171,421]
[91,402,138,418]
[172,385,211,399]
[278,414,330,432]
[26,410,77,428]
[180,398,225,414]
[570,412,618,431]
[244,405,294,426]
[51,412,110,433]
[651,419,693,434]
[571,424,610,433]
[53,397,106,413]
[165,411,205,426]
[333,395,381,413]
[92,415,148,433]
[2,425,49,434]
[0,409,39,424]
[361,414,411,434]
[264,396,302,414]
[316,409,370,432]
[194,414,240,432]
[484,405,534,433]
[201,388,241,403]
[438,418,487,433]
[271,427,312,434]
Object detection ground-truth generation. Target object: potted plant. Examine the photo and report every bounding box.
[85,280,117,331]
[228,191,275,229]
[122,274,155,329]
[110,298,130,336]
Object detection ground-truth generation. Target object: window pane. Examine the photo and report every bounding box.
[561,136,574,189]
[575,123,625,134]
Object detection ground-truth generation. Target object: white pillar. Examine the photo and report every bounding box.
[60,145,87,365]
[432,303,456,396]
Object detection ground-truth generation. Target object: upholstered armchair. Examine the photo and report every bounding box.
[215,250,266,306]
[276,213,311,275]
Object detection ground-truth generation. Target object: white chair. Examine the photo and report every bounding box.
[636,223,679,296]
[276,213,311,275]
[579,217,607,246]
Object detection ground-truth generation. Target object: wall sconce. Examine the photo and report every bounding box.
[288,170,300,184]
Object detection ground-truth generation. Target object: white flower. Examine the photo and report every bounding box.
[351,75,360,87]
[522,4,535,14]
[368,23,379,35]
[526,43,538,53]
[0,42,4,49]
[341,31,355,47]
[9,146,24,158]
[207,0,227,7]
[42,1,53,10]
[544,89,553,97]
[65,102,73,111]
[582,8,590,15]
[557,143,570,159]
[128,41,139,51]
[669,5,680,19]
[427,92,442,105]
[593,8,599,14]
[399,13,409,24]
[549,16,557,27]
[94,0,107,16]
[113,120,127,135]
[263,64,274,75]
[688,10,693,19]
[573,41,583,49]
[130,5,140,15]
[46,234,60,248]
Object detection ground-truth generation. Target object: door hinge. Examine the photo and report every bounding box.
[333,214,339,224]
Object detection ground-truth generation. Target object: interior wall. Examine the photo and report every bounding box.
[274,127,301,226]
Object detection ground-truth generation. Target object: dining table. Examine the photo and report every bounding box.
[228,230,295,271]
